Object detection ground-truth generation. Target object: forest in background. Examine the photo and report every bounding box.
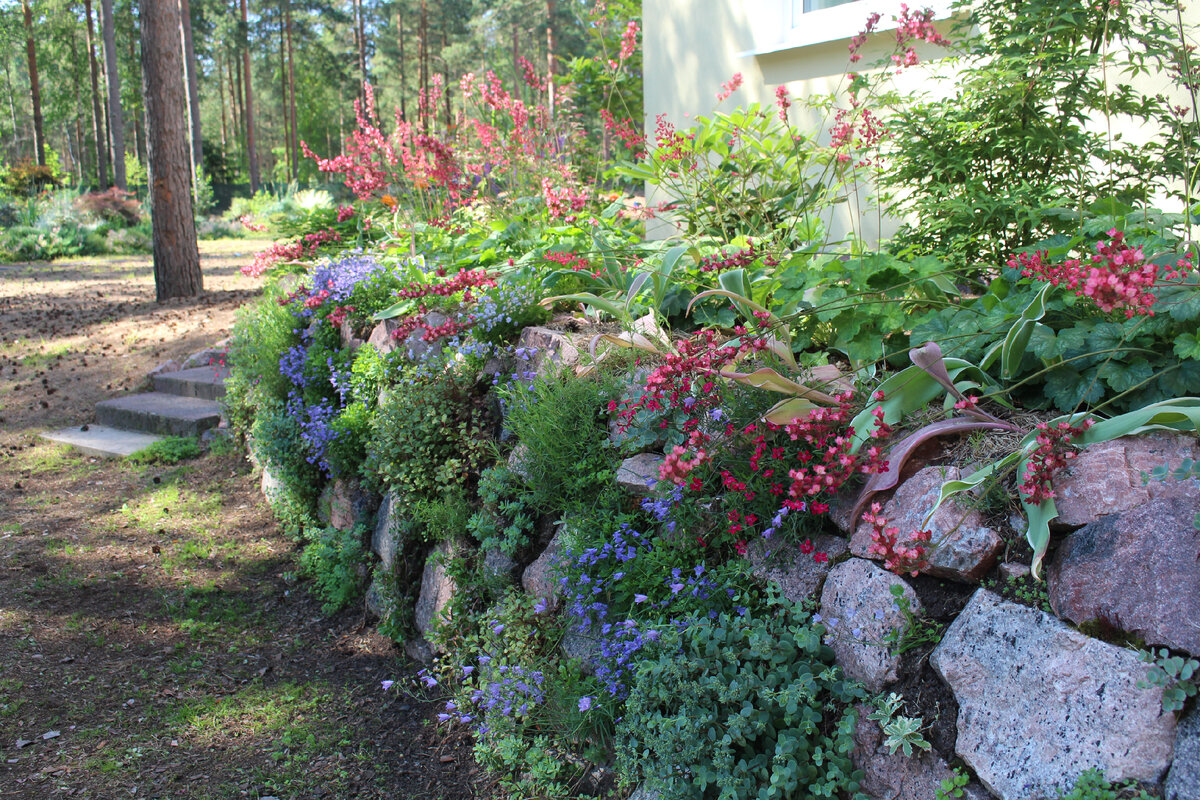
[0,0,642,198]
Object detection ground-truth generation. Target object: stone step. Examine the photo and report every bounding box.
[95,392,223,437]
[152,365,229,400]
[40,425,164,459]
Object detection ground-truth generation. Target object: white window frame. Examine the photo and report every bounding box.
[741,0,956,56]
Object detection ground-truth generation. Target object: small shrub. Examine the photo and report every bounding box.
[365,371,493,502]
[126,436,202,465]
[299,523,369,614]
[74,187,142,225]
[500,370,618,516]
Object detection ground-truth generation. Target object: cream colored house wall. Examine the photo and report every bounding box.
[644,0,1200,243]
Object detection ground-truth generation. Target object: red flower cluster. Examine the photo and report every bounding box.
[302,84,395,200]
[861,502,930,576]
[395,268,497,300]
[1019,418,1094,504]
[1010,229,1194,318]
[698,243,758,273]
[660,438,711,485]
[775,86,792,122]
[717,73,744,103]
[600,110,646,155]
[848,12,882,62]
[336,205,356,223]
[620,20,640,60]
[328,305,355,328]
[830,104,888,165]
[891,4,950,70]
[612,330,766,435]
[544,250,600,278]
[541,178,590,220]
[245,241,304,278]
[781,393,890,501]
[238,214,266,232]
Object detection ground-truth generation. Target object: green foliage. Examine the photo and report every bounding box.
[324,401,371,479]
[935,769,972,800]
[866,693,931,758]
[365,370,492,503]
[467,465,537,558]
[884,0,1199,272]
[615,104,836,246]
[1137,648,1199,713]
[1050,769,1155,800]
[249,403,321,537]
[881,584,945,656]
[500,370,619,516]
[616,603,866,800]
[299,524,369,614]
[982,571,1053,614]
[776,251,956,366]
[225,285,303,432]
[126,436,202,465]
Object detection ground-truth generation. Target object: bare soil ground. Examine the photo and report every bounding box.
[0,241,491,799]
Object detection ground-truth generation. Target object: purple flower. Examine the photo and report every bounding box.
[634,594,648,604]
[380,680,394,691]
[578,696,593,712]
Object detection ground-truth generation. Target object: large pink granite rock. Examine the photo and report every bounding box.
[1047,495,1200,656]
[1052,432,1200,527]
[931,590,1176,800]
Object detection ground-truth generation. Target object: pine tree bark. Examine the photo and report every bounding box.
[397,8,406,122]
[286,0,298,179]
[84,0,109,188]
[179,0,203,169]
[240,0,261,192]
[354,0,367,99]
[140,0,202,301]
[278,7,290,180]
[101,0,126,188]
[545,0,556,118]
[20,0,46,167]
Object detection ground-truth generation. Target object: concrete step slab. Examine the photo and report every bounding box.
[152,365,230,400]
[95,392,223,437]
[40,425,164,458]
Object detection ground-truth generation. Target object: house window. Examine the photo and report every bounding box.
[803,0,858,12]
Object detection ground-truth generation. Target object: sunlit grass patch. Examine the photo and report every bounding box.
[117,481,220,536]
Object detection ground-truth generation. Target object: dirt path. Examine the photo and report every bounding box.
[0,242,488,799]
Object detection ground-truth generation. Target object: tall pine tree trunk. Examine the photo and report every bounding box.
[101,0,126,188]
[286,0,297,179]
[397,8,406,121]
[545,0,556,118]
[240,0,260,192]
[21,0,46,167]
[278,7,290,180]
[84,0,109,188]
[127,35,146,169]
[179,0,203,169]
[140,0,202,300]
[217,53,228,150]
[353,0,367,99]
